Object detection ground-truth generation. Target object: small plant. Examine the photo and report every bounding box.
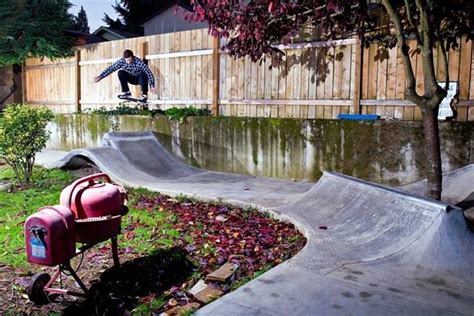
[164,107,210,123]
[83,105,210,121]
[0,104,54,184]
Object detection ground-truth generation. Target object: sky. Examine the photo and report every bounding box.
[69,0,118,33]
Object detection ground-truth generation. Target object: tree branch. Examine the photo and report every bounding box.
[404,0,422,44]
[382,0,421,104]
[404,0,416,27]
[414,0,439,98]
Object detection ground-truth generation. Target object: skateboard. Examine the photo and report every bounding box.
[118,96,149,109]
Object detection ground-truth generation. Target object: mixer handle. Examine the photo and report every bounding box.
[67,173,113,208]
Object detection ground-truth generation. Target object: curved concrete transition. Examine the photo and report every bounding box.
[49,131,473,315]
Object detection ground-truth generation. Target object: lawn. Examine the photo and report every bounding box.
[0,166,306,315]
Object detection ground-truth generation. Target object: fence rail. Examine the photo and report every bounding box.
[23,29,474,121]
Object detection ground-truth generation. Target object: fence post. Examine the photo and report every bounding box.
[141,41,148,62]
[75,50,81,113]
[212,36,220,116]
[353,37,363,114]
[21,62,27,103]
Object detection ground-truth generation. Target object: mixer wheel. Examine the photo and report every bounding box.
[27,272,51,304]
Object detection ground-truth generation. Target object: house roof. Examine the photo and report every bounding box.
[140,0,194,25]
[92,26,140,39]
[64,30,104,44]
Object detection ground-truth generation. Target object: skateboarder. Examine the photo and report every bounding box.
[94,49,156,103]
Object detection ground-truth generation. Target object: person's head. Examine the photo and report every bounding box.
[123,49,134,64]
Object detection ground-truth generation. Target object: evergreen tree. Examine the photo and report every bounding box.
[72,6,90,34]
[0,0,74,66]
[103,0,173,35]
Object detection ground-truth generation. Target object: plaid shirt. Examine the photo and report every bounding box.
[98,57,155,87]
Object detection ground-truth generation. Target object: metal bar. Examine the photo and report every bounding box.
[61,263,88,294]
[111,235,120,267]
[44,269,61,289]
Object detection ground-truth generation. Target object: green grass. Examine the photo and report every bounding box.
[0,166,76,267]
[131,296,166,315]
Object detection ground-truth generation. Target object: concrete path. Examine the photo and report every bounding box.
[39,132,474,315]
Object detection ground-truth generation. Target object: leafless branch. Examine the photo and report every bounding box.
[382,0,421,103]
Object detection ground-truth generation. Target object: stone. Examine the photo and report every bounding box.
[0,181,12,192]
[193,284,224,304]
[215,215,228,222]
[206,262,238,282]
[189,279,208,296]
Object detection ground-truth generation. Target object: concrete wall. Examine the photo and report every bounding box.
[143,5,207,36]
[47,114,474,185]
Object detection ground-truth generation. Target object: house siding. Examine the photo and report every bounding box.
[143,5,207,36]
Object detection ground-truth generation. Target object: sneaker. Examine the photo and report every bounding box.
[137,95,147,103]
[118,91,131,99]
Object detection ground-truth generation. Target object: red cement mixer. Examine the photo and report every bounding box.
[24,173,128,304]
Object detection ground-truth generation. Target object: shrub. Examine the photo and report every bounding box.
[0,104,54,184]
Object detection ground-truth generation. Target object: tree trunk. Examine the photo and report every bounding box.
[420,106,442,200]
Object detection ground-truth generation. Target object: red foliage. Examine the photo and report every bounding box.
[133,194,306,280]
[188,0,473,62]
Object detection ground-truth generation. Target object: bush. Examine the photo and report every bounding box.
[0,104,54,184]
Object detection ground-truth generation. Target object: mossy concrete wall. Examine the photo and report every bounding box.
[47,114,474,185]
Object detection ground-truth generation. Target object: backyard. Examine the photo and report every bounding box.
[0,164,305,314]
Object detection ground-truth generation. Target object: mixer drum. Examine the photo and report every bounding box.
[59,174,125,219]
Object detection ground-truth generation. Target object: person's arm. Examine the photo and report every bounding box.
[95,59,123,81]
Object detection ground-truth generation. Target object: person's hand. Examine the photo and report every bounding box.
[150,86,157,93]
[94,76,101,83]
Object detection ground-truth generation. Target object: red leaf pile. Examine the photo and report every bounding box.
[133,194,306,281]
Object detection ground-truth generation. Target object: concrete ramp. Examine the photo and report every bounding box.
[278,173,450,272]
[402,164,474,205]
[200,173,474,315]
[54,132,313,208]
[49,131,473,315]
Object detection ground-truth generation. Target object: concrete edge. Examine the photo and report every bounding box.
[323,171,455,212]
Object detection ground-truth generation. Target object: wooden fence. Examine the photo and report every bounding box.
[23,29,474,120]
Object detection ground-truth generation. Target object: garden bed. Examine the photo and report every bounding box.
[0,167,306,315]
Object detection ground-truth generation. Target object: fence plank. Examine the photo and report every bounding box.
[448,43,461,84]
[386,47,397,99]
[395,46,405,99]
[333,46,343,99]
[352,40,362,113]
[324,47,335,99]
[471,43,474,99]
[459,38,472,100]
[212,36,220,115]
[377,49,388,100]
[367,44,378,99]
